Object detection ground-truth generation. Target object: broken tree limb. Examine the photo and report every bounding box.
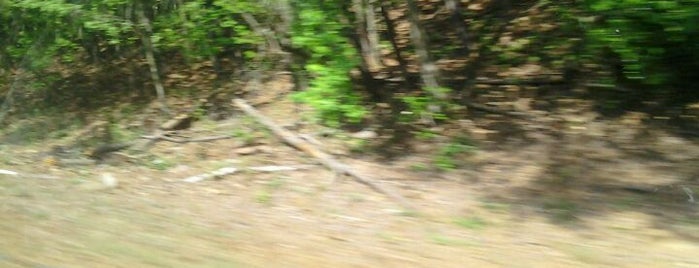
[0,169,59,179]
[141,133,231,144]
[233,98,415,210]
[136,2,170,115]
[182,165,314,183]
[463,101,533,120]
[183,167,238,183]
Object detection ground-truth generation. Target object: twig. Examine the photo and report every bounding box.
[182,165,313,183]
[232,98,415,210]
[141,134,230,144]
[474,76,565,85]
[248,165,314,172]
[0,169,59,179]
[682,186,695,203]
[464,101,533,119]
[190,135,232,142]
[183,167,238,183]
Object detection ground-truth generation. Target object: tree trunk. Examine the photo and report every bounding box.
[365,0,381,66]
[353,0,382,71]
[136,2,170,115]
[241,13,281,53]
[176,0,193,64]
[444,0,469,55]
[406,0,443,97]
[379,1,410,81]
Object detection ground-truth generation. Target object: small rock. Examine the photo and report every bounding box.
[233,146,260,155]
[467,3,484,11]
[686,102,699,117]
[101,173,119,188]
[352,130,378,139]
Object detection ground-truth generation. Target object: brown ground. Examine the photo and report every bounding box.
[2,93,699,268]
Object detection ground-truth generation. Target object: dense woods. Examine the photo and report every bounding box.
[1,0,698,127]
[2,1,699,266]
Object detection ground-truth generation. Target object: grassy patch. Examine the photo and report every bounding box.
[434,139,476,171]
[398,209,420,218]
[347,138,370,154]
[543,198,579,222]
[409,162,430,172]
[266,177,286,190]
[230,128,256,144]
[413,129,438,140]
[453,216,487,230]
[145,157,176,171]
[254,190,272,205]
[480,201,511,213]
[428,232,475,247]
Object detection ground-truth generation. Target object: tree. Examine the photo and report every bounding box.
[583,0,699,102]
[353,0,382,71]
[406,0,447,121]
[289,0,367,126]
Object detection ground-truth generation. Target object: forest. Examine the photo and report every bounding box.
[1,0,699,267]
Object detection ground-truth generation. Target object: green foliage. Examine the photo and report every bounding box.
[289,0,367,126]
[453,216,487,230]
[1,0,265,71]
[401,96,447,123]
[434,136,476,171]
[428,232,475,247]
[291,63,366,126]
[582,0,699,89]
[254,190,272,204]
[146,157,175,171]
[154,0,262,60]
[400,87,453,123]
[543,198,578,222]
[413,129,438,140]
[231,128,255,144]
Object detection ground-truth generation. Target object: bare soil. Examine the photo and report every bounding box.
[2,95,699,268]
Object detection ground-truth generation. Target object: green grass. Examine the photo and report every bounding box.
[481,201,511,213]
[230,128,256,144]
[428,232,476,247]
[255,190,272,205]
[432,135,478,171]
[453,216,487,230]
[146,157,176,171]
[543,198,579,222]
[413,129,438,140]
[409,163,430,172]
[266,177,286,190]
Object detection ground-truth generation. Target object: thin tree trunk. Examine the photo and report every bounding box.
[136,2,170,115]
[379,1,410,80]
[353,0,382,71]
[406,0,445,113]
[0,72,19,125]
[365,0,381,67]
[444,0,469,55]
[176,0,193,64]
[241,13,281,53]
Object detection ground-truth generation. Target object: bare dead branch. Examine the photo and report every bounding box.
[232,98,415,210]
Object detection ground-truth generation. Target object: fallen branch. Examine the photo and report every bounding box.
[0,169,59,179]
[475,76,565,85]
[464,101,533,120]
[183,167,238,183]
[247,165,315,172]
[233,98,415,210]
[141,134,231,144]
[182,165,314,183]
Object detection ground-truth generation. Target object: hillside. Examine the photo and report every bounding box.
[1,0,699,266]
